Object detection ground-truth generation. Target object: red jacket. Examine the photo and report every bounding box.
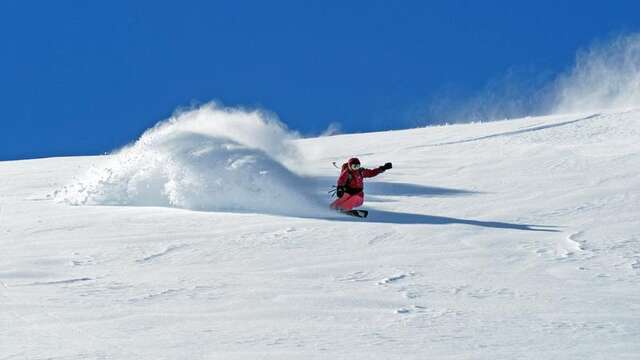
[336,163,384,195]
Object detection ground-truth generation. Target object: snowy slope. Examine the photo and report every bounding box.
[1,110,640,359]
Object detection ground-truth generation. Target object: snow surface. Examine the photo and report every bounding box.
[2,108,640,359]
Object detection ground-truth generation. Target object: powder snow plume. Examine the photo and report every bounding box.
[55,103,325,216]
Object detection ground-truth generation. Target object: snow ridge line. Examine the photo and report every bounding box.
[416,113,600,148]
[5,277,94,287]
[23,277,93,286]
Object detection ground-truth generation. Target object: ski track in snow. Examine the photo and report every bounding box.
[136,244,188,263]
[2,110,640,359]
[377,273,411,285]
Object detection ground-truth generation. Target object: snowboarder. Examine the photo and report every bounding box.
[330,157,392,212]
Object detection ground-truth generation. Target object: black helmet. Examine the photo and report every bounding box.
[348,157,361,170]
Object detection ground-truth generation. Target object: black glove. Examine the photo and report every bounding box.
[336,186,345,198]
[383,162,392,170]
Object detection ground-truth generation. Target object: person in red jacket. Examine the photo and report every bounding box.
[330,157,392,211]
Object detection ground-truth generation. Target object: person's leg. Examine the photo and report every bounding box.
[330,194,351,210]
[331,192,364,211]
[347,192,364,209]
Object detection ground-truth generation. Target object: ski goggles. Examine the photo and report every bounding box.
[350,163,361,170]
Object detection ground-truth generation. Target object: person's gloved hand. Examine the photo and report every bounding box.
[383,162,392,170]
[336,186,345,198]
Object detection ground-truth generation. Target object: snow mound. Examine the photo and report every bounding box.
[55,103,324,216]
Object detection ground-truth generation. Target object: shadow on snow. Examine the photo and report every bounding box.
[326,209,559,232]
[312,178,556,231]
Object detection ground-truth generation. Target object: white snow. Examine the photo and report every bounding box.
[2,109,640,359]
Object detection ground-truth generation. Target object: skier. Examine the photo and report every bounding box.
[331,157,392,213]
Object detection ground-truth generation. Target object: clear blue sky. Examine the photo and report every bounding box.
[1,1,639,160]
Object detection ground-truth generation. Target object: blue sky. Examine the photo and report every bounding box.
[1,1,639,160]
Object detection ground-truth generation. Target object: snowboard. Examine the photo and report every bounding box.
[341,209,369,218]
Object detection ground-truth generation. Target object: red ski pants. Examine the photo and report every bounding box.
[330,191,364,211]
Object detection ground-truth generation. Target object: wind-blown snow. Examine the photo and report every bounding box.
[427,33,640,124]
[552,33,640,113]
[54,103,324,216]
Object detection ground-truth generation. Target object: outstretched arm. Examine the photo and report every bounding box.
[361,167,384,178]
[361,162,392,178]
